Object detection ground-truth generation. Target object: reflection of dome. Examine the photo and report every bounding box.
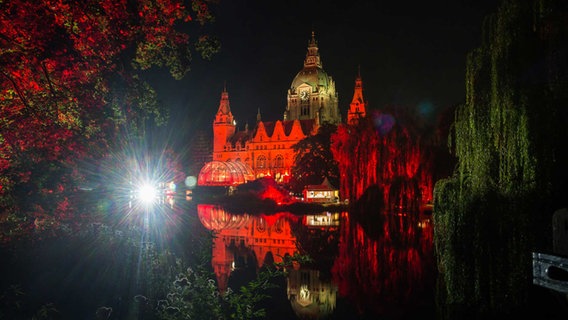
[197,160,255,186]
[291,67,332,93]
[287,268,337,319]
[197,204,250,230]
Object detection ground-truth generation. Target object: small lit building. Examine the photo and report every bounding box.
[302,177,338,203]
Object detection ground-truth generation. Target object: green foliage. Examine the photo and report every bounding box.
[224,267,281,320]
[153,250,308,320]
[155,266,226,320]
[154,256,291,320]
[32,303,59,320]
[0,284,25,318]
[0,212,29,245]
[434,0,568,317]
[0,285,62,320]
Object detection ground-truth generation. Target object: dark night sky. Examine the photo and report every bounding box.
[147,0,501,142]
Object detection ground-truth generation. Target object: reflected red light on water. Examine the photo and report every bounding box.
[332,210,434,316]
[330,114,437,316]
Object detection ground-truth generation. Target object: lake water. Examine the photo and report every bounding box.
[189,200,436,320]
[2,194,566,319]
[0,194,435,320]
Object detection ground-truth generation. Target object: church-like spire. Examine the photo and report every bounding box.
[304,30,322,68]
[213,84,236,153]
[256,108,261,123]
[309,30,316,46]
[347,67,367,124]
[214,84,233,124]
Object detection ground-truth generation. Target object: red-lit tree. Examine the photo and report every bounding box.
[0,0,219,241]
[329,109,438,317]
[331,109,434,207]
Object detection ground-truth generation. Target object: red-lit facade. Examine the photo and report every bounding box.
[211,32,364,183]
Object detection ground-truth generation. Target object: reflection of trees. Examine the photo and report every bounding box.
[332,201,435,317]
[290,217,340,278]
[329,89,439,317]
[226,243,258,293]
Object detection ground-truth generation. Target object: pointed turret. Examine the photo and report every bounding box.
[347,67,367,124]
[304,31,322,68]
[256,108,262,123]
[215,84,233,124]
[213,85,236,153]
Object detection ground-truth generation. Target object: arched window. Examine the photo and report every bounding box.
[256,217,266,233]
[273,218,284,233]
[257,155,267,169]
[274,155,284,168]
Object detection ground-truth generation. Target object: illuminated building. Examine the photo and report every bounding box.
[302,177,339,203]
[197,160,255,186]
[211,32,366,183]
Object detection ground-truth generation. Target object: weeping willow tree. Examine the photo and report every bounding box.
[434,0,568,317]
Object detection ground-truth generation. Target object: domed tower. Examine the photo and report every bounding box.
[213,85,236,154]
[284,32,340,125]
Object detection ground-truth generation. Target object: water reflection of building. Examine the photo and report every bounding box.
[197,204,339,319]
[287,268,337,319]
[303,212,340,228]
[197,204,298,293]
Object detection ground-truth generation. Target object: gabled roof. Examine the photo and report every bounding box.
[305,177,337,191]
[281,119,316,136]
[228,130,252,144]
[253,119,316,138]
[262,121,276,136]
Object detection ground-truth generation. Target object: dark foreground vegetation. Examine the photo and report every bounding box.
[0,210,300,320]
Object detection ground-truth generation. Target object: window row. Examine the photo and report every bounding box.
[223,144,289,151]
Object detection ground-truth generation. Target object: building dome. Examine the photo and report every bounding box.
[290,67,331,93]
[197,160,255,186]
[197,204,250,230]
